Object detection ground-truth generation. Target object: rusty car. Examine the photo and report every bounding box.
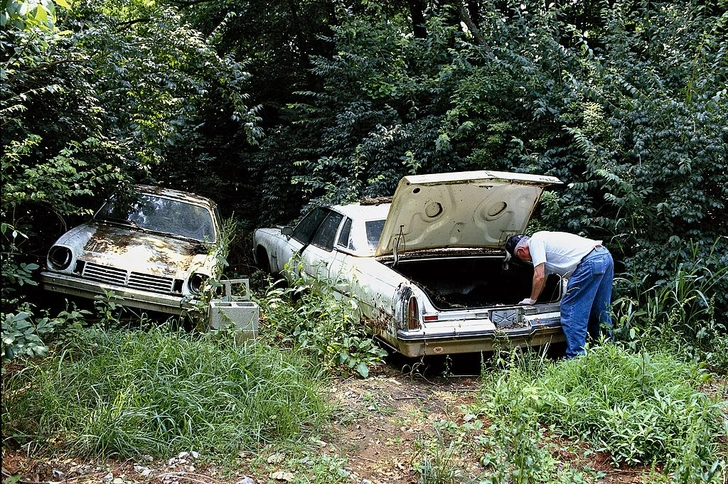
[252,170,567,357]
[41,185,224,315]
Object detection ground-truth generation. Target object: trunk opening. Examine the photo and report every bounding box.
[384,255,562,310]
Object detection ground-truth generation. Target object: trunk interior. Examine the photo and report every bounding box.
[386,255,562,310]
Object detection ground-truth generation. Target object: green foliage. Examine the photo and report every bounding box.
[475,345,727,482]
[413,427,463,483]
[1,309,57,362]
[1,0,70,30]
[1,302,89,364]
[613,239,728,371]
[257,266,387,378]
[1,325,329,460]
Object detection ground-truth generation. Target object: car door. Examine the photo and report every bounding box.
[301,210,344,282]
[279,208,328,276]
[327,216,354,294]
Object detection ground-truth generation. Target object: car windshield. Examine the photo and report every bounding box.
[96,194,216,243]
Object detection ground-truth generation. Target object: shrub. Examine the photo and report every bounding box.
[257,266,388,378]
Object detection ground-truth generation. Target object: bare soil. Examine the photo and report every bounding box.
[1,355,657,484]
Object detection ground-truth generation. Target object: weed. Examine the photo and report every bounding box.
[257,262,387,378]
[1,325,330,462]
[413,427,462,483]
[613,240,728,372]
[474,345,726,482]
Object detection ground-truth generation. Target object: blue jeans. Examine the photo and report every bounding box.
[560,247,614,358]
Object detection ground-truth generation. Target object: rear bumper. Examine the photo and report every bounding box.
[40,271,193,315]
[393,316,564,358]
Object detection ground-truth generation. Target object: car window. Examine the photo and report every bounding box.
[337,218,353,249]
[291,208,328,244]
[96,195,216,243]
[311,211,344,251]
[365,219,385,249]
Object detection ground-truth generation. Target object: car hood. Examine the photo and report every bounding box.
[375,170,562,257]
[60,223,212,276]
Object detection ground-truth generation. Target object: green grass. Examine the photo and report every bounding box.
[1,325,330,462]
[475,344,727,482]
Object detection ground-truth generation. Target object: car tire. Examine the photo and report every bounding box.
[255,246,272,274]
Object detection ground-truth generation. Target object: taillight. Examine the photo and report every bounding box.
[406,296,420,330]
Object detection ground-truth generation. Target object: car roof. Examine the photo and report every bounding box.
[331,202,391,221]
[135,184,218,209]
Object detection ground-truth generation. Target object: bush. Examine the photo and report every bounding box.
[256,266,388,378]
[613,239,728,372]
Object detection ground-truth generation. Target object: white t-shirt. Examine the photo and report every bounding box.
[528,231,602,278]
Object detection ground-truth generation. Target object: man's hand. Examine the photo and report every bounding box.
[518,298,536,305]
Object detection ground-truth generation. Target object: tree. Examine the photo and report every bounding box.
[1,0,259,312]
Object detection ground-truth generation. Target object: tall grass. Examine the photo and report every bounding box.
[613,239,728,371]
[476,345,727,483]
[2,325,330,461]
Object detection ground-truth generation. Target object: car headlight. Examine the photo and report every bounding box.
[188,273,209,294]
[48,246,73,271]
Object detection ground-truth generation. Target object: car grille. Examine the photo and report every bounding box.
[81,262,178,294]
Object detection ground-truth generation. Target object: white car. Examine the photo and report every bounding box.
[253,170,567,357]
[41,185,224,315]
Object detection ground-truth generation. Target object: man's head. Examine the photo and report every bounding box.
[505,234,530,261]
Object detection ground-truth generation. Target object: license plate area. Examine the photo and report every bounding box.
[490,308,524,328]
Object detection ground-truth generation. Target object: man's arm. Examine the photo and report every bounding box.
[530,262,547,301]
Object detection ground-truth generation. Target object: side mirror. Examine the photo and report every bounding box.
[282,227,293,238]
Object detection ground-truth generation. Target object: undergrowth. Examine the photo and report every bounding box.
[472,345,727,483]
[256,265,388,378]
[1,325,329,463]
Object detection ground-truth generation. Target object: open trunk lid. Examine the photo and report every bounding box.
[375,170,562,257]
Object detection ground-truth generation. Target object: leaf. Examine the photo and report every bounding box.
[356,362,369,378]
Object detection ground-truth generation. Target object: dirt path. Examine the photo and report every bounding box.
[327,362,482,483]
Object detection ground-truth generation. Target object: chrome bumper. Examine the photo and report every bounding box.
[40,271,193,315]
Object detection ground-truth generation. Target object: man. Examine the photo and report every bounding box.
[505,232,614,358]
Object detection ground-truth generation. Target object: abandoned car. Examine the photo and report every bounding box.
[41,185,224,315]
[252,170,566,357]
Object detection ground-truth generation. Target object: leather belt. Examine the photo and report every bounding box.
[580,245,604,263]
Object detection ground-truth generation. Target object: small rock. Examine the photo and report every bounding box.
[134,465,152,476]
[267,452,285,464]
[236,477,255,484]
[270,471,294,481]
